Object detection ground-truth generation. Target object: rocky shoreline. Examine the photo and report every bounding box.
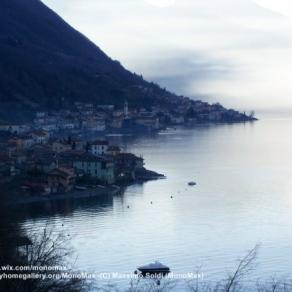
[10,169,165,206]
[135,168,166,181]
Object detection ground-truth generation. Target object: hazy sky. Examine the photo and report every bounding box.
[42,0,292,112]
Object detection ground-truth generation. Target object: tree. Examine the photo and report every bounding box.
[0,184,87,292]
[223,244,259,292]
[188,245,260,292]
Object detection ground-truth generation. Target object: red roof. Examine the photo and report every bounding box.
[48,167,75,178]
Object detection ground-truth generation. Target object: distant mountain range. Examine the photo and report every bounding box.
[0,0,250,123]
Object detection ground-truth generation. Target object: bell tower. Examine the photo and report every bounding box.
[124,100,129,118]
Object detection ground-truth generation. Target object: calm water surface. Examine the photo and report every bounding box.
[21,117,292,288]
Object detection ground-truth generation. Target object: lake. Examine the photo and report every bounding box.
[20,116,292,290]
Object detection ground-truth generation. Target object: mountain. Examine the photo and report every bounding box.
[0,0,182,121]
[0,0,252,123]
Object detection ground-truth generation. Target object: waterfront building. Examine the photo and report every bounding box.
[73,153,115,184]
[90,140,109,156]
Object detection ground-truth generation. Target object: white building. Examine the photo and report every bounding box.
[30,131,50,144]
[90,140,109,156]
[0,124,30,134]
[82,119,105,132]
[36,112,46,118]
[42,124,58,132]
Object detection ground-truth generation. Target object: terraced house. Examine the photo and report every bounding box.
[73,153,115,184]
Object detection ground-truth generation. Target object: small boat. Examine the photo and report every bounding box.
[188,181,197,186]
[137,261,170,276]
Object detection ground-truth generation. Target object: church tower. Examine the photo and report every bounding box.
[124,100,129,118]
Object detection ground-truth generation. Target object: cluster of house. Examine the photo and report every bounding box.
[30,101,162,135]
[171,98,253,123]
[0,97,254,197]
[0,130,145,195]
[0,100,253,140]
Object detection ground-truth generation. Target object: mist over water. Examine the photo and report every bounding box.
[21,116,292,289]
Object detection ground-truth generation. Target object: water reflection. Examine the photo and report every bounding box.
[20,118,292,290]
[18,193,116,220]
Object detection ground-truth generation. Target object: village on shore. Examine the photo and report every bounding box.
[1,98,255,135]
[0,99,255,202]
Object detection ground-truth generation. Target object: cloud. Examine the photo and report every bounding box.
[254,0,292,19]
[42,0,292,110]
[144,0,176,8]
[135,51,234,100]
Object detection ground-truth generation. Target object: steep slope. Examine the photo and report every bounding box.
[0,0,176,121]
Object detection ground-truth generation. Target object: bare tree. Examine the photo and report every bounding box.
[187,245,260,292]
[222,244,260,292]
[187,266,212,292]
[23,223,88,292]
[256,278,292,292]
[96,278,176,292]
